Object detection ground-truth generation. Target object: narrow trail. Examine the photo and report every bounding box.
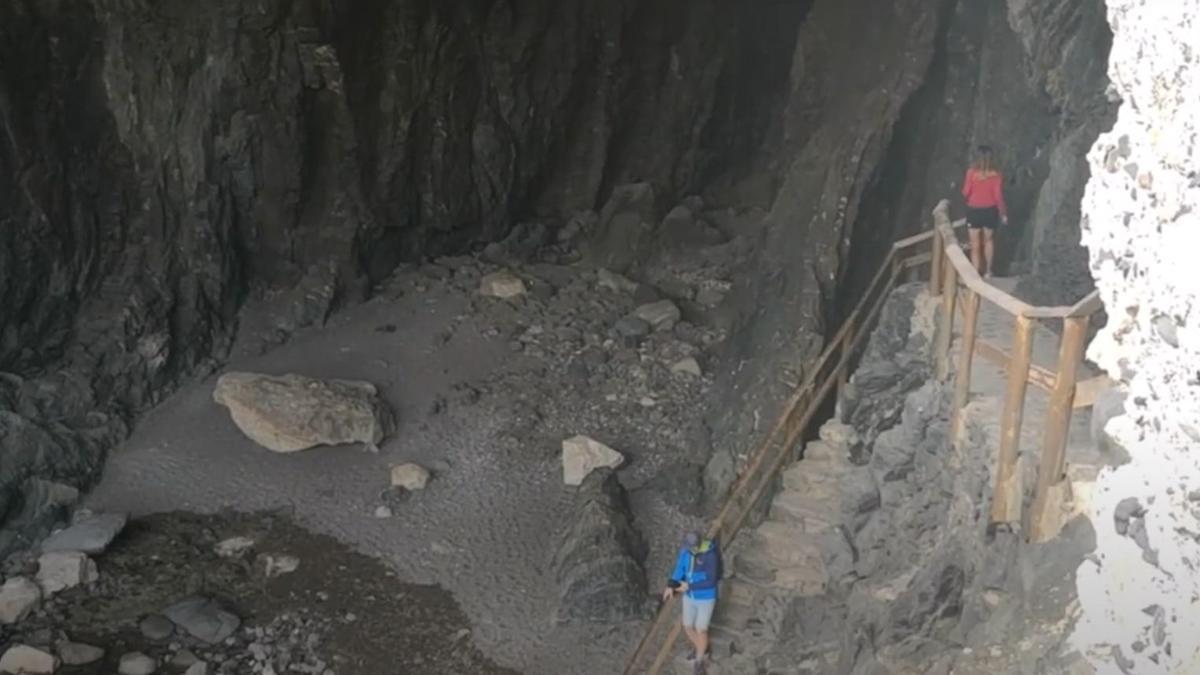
[665,276,1102,674]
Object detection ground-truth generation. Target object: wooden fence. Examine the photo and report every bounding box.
[622,199,1105,674]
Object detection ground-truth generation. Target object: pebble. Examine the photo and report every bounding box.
[262,554,301,578]
[163,597,241,644]
[118,651,157,675]
[141,613,176,641]
[59,642,104,666]
[670,357,703,378]
[373,505,394,518]
[390,463,431,491]
[214,536,256,558]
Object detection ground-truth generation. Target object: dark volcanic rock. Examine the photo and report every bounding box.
[0,0,808,546]
[551,468,648,624]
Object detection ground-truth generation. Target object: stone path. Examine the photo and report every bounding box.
[670,278,1102,674]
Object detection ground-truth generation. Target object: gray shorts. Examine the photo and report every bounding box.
[681,596,716,631]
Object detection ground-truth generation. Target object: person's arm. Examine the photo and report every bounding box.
[995,174,1008,221]
[662,552,689,600]
[961,169,974,201]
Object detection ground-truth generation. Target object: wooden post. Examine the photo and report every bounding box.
[951,289,981,444]
[990,315,1035,526]
[1028,316,1089,542]
[929,227,944,294]
[935,260,958,381]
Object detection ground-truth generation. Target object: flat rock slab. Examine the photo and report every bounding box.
[212,372,394,453]
[562,435,624,486]
[0,645,58,674]
[41,512,127,555]
[163,597,240,644]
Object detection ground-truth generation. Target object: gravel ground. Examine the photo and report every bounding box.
[3,511,515,675]
[85,257,721,675]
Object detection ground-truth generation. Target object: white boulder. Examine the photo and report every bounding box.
[561,435,624,486]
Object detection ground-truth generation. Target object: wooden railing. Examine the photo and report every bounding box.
[622,199,1110,674]
[621,217,959,675]
[928,199,1105,543]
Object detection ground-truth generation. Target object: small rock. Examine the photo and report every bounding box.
[597,269,638,294]
[169,650,199,669]
[614,317,651,343]
[373,505,394,519]
[390,463,431,491]
[632,300,681,332]
[40,512,127,555]
[59,642,104,666]
[163,597,241,644]
[262,554,301,578]
[183,662,209,675]
[561,435,625,486]
[36,551,98,595]
[212,373,394,453]
[0,577,41,624]
[214,536,256,558]
[119,651,157,675]
[140,614,175,641]
[669,357,702,378]
[0,645,58,674]
[479,271,526,299]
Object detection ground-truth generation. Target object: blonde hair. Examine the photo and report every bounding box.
[972,144,997,175]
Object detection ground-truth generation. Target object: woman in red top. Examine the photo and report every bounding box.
[961,145,1007,278]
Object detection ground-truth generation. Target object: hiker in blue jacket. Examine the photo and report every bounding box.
[661,531,722,666]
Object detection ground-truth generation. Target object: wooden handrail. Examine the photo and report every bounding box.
[624,200,1106,673]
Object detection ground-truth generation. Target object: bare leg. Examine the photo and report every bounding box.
[968,228,984,275]
[683,626,700,655]
[696,630,710,662]
[984,229,996,277]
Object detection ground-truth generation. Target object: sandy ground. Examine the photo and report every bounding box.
[87,266,704,675]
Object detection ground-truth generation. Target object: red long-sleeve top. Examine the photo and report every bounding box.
[962,169,1007,219]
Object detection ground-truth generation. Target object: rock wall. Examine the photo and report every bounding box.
[0,0,805,551]
[1073,1,1200,672]
[843,0,1114,308]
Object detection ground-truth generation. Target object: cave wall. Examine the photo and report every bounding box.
[841,0,1114,309]
[706,0,951,491]
[0,0,805,552]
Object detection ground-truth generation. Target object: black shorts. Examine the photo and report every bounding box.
[967,206,1000,230]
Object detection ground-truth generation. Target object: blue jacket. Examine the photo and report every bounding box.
[670,539,721,601]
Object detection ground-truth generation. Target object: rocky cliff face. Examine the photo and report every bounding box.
[1074,1,1200,672]
[0,0,805,551]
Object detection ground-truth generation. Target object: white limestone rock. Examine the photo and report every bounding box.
[390,463,431,491]
[212,372,394,453]
[0,645,58,674]
[36,551,98,595]
[0,577,41,624]
[561,435,624,486]
[479,271,526,299]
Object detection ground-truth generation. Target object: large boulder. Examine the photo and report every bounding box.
[0,645,58,674]
[551,468,648,624]
[212,372,394,452]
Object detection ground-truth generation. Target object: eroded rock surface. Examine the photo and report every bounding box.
[551,469,648,624]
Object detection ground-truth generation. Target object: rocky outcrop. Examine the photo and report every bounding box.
[212,373,393,452]
[1073,1,1200,672]
[551,468,647,624]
